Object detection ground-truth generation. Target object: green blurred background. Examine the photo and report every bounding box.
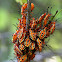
[0,0,62,62]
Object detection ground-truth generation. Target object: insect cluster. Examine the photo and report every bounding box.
[12,3,56,62]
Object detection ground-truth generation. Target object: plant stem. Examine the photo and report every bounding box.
[26,0,31,30]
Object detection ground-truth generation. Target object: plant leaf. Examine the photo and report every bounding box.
[16,0,27,5]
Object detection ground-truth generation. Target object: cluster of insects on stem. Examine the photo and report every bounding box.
[11,1,60,62]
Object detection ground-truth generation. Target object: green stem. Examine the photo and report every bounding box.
[26,0,31,30]
[51,9,62,20]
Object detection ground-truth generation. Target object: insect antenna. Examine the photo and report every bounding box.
[52,10,58,20]
[7,37,13,44]
[44,43,57,55]
[49,7,52,14]
[13,24,18,30]
[9,59,15,62]
[47,7,49,14]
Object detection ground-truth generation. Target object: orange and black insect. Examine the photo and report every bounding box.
[19,44,25,50]
[24,36,31,47]
[30,18,37,29]
[37,38,42,52]
[49,22,56,34]
[19,31,26,44]
[30,42,35,50]
[35,13,46,31]
[19,54,27,62]
[29,29,36,41]
[14,43,23,55]
[43,14,51,28]
[21,3,34,15]
[30,53,35,60]
[21,15,26,28]
[21,3,27,15]
[38,27,46,39]
[12,30,19,43]
[18,18,22,29]
[38,13,46,24]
